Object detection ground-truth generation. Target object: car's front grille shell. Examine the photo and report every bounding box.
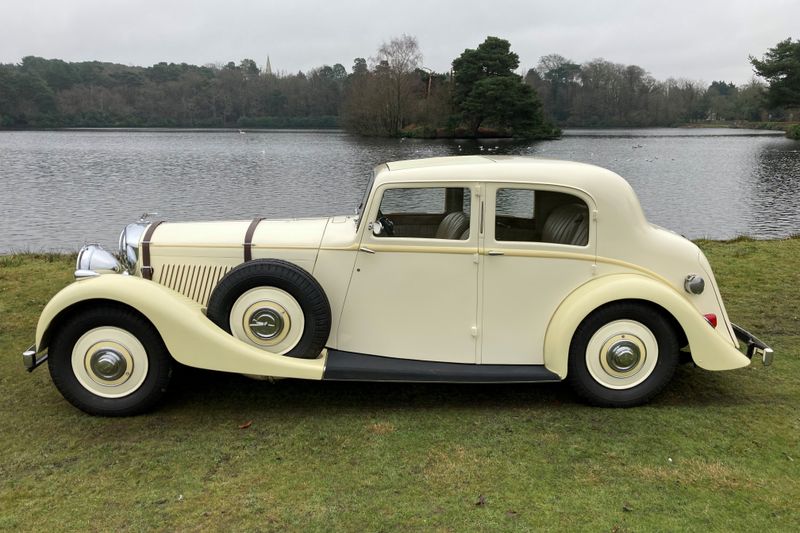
[156,263,232,305]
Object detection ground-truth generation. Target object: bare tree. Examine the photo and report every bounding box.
[371,34,423,135]
[374,34,422,76]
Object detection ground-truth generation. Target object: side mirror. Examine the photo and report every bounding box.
[371,220,384,236]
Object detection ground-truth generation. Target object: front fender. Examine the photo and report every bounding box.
[35,275,325,380]
[543,274,750,379]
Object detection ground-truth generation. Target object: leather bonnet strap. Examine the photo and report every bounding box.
[244,217,264,262]
[140,220,164,281]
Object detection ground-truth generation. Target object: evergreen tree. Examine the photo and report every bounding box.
[750,38,800,108]
[452,37,555,137]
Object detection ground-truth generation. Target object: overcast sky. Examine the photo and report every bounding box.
[1,0,797,85]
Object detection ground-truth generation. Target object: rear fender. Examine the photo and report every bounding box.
[543,274,750,378]
[35,275,325,379]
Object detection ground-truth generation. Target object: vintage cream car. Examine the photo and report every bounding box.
[23,156,772,415]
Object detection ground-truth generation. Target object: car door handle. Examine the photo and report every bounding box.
[487,250,504,256]
[359,246,376,254]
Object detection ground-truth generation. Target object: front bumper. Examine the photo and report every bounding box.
[732,324,774,366]
[22,344,48,372]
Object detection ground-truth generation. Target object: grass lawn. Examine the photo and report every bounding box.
[1,240,798,531]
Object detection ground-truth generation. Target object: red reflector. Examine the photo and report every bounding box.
[704,314,718,328]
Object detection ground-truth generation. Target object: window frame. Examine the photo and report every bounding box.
[487,183,595,249]
[365,182,479,245]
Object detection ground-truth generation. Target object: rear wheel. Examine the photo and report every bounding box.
[48,306,172,416]
[568,302,679,407]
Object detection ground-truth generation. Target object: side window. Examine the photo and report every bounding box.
[376,187,471,240]
[495,188,589,246]
[496,188,535,219]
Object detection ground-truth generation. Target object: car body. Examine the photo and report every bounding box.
[23,156,773,415]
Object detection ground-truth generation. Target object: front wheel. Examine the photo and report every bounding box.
[567,302,679,407]
[48,306,172,416]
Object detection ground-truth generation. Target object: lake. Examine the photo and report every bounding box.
[1,128,798,254]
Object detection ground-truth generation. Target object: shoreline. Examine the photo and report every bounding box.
[2,121,796,138]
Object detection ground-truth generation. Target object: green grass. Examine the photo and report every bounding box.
[1,240,798,532]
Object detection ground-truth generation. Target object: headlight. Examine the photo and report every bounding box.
[76,244,121,277]
[119,222,149,269]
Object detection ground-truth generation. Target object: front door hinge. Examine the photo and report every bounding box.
[471,326,478,337]
[592,209,598,221]
[473,253,479,264]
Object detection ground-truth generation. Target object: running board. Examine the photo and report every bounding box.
[323,350,561,383]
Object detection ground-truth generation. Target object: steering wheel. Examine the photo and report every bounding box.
[376,211,395,236]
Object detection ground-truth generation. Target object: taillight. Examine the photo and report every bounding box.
[704,313,717,328]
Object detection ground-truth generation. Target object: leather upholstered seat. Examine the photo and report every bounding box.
[541,203,589,245]
[435,211,469,240]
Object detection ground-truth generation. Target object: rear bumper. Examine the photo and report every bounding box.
[22,344,48,372]
[732,324,774,366]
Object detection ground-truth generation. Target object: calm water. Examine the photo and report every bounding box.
[1,128,798,253]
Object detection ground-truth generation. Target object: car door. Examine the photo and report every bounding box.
[480,183,597,365]
[337,183,480,363]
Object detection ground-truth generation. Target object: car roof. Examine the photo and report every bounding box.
[376,155,628,190]
[371,155,651,243]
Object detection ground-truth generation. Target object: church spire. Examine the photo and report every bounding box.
[264,56,273,76]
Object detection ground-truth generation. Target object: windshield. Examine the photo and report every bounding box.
[355,171,376,229]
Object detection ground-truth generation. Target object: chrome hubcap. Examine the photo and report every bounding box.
[240,299,292,347]
[599,333,647,378]
[606,340,641,372]
[83,340,135,386]
[90,349,128,381]
[230,288,304,354]
[248,308,284,340]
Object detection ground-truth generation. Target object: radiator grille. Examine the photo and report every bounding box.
[156,264,232,305]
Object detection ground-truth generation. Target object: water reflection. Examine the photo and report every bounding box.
[0,128,797,253]
[748,141,800,237]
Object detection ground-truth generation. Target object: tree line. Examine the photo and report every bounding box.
[1,36,797,136]
[527,56,770,127]
[0,56,345,129]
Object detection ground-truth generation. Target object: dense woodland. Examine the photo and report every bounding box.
[528,58,768,127]
[1,36,798,137]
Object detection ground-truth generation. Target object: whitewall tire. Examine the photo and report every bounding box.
[568,302,679,407]
[49,306,172,416]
